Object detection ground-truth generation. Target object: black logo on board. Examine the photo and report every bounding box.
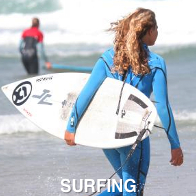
[12,81,32,106]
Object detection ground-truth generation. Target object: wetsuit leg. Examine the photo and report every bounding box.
[28,56,39,74]
[98,187,122,196]
[103,149,123,179]
[22,56,39,74]
[22,57,30,74]
[97,149,123,196]
[137,137,150,196]
[99,137,150,196]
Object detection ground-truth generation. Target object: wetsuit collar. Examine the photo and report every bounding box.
[143,43,149,52]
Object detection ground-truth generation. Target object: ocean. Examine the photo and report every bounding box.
[0,0,196,195]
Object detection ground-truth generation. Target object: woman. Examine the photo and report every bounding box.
[64,8,183,196]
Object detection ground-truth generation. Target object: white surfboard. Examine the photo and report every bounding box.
[1,73,157,148]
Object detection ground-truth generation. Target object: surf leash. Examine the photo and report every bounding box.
[87,121,151,196]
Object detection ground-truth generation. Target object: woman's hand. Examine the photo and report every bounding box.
[64,130,76,146]
[170,147,183,166]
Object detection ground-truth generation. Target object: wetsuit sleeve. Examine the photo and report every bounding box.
[19,39,24,53]
[38,31,43,43]
[66,58,107,133]
[21,30,26,39]
[37,42,48,62]
[152,58,180,149]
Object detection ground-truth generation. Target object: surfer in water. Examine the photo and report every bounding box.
[19,17,51,75]
[64,8,183,196]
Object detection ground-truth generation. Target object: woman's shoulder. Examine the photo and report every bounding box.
[100,48,115,69]
[101,48,114,61]
[149,51,166,70]
[149,50,165,62]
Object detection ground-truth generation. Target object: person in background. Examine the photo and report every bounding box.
[19,17,51,75]
[64,8,183,196]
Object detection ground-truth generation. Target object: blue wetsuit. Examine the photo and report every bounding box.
[66,45,180,196]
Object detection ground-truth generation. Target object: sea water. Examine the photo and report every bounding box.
[0,0,196,195]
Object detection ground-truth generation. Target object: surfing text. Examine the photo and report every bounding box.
[61,178,136,193]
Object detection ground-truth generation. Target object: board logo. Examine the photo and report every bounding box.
[32,89,52,105]
[12,81,32,106]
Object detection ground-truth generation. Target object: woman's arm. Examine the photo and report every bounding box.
[19,39,24,53]
[64,58,108,145]
[37,42,51,68]
[152,58,183,166]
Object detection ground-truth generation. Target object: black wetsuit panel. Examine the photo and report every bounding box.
[21,37,39,74]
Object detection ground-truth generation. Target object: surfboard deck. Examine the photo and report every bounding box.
[1,73,157,148]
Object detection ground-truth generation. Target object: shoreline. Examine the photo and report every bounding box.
[0,127,195,196]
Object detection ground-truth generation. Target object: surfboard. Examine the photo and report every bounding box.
[1,73,157,148]
[51,64,93,73]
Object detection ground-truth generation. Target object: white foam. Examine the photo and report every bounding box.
[0,114,42,135]
[0,109,195,135]
[0,0,195,46]
[174,110,196,121]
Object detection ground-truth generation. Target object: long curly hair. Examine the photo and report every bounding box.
[110,8,157,75]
